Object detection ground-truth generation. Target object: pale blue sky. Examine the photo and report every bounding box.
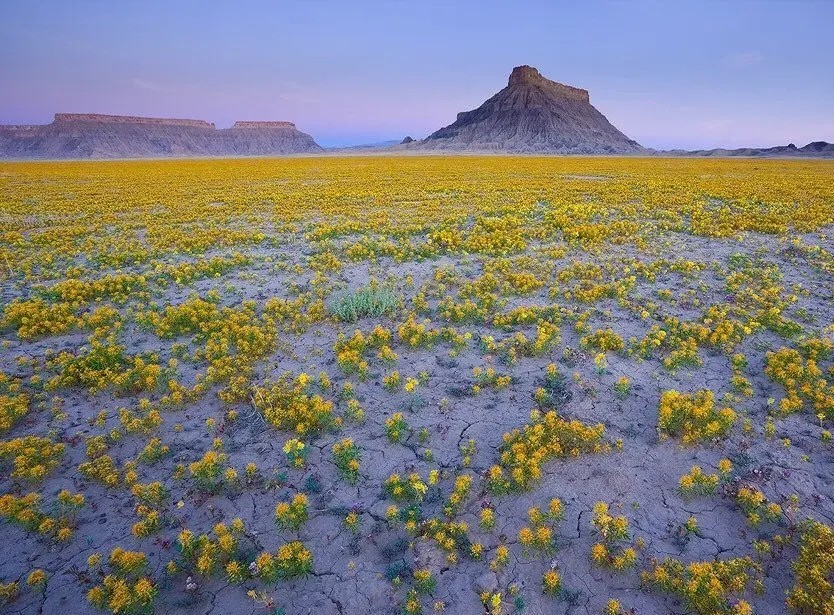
[2,0,833,148]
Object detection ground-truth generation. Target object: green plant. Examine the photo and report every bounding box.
[386,412,409,443]
[329,286,399,322]
[274,494,309,531]
[332,438,360,484]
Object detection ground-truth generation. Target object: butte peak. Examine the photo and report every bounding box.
[508,65,546,86]
[507,65,590,102]
[419,65,639,153]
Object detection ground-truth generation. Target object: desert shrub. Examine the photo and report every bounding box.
[642,556,759,614]
[487,410,608,492]
[787,520,834,614]
[658,389,736,443]
[329,285,399,322]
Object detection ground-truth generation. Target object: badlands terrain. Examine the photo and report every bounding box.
[1,156,834,615]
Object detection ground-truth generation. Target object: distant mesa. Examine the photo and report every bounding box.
[415,65,643,154]
[0,113,321,159]
[53,113,216,128]
[231,121,298,129]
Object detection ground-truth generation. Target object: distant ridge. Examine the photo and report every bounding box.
[0,113,322,159]
[411,65,643,154]
[663,141,834,158]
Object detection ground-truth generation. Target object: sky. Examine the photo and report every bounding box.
[1,0,833,149]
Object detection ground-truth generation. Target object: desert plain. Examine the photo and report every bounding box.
[1,156,834,615]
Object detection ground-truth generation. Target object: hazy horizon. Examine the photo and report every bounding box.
[2,0,833,149]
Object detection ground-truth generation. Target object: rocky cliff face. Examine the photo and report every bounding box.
[417,65,642,154]
[0,114,322,159]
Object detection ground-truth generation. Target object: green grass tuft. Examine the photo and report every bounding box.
[329,286,399,322]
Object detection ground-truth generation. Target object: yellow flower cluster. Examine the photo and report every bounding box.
[332,438,361,484]
[0,435,65,482]
[118,406,162,435]
[657,389,736,444]
[385,472,428,503]
[413,568,436,594]
[1,298,79,340]
[0,490,83,541]
[131,481,168,506]
[590,502,637,571]
[85,548,156,614]
[471,366,512,393]
[274,494,309,531]
[87,575,156,615]
[518,520,553,554]
[479,590,503,615]
[765,344,834,416]
[642,556,759,615]
[137,436,169,464]
[443,473,473,516]
[581,328,625,352]
[397,314,444,348]
[79,452,121,487]
[479,321,561,364]
[178,519,246,578]
[385,412,409,443]
[153,253,251,285]
[251,374,335,436]
[541,569,561,596]
[678,465,719,498]
[26,569,46,588]
[254,541,313,581]
[488,410,608,492]
[0,376,29,434]
[188,449,230,491]
[131,505,161,539]
[283,438,307,468]
[421,518,471,565]
[47,339,166,395]
[735,486,782,526]
[44,273,148,306]
[787,520,834,614]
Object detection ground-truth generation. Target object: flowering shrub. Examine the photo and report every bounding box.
[642,556,760,614]
[678,465,719,498]
[47,340,166,395]
[332,438,361,484]
[254,541,313,581]
[251,374,336,436]
[765,345,834,416]
[0,380,29,434]
[487,410,608,492]
[735,486,782,526]
[385,412,409,443]
[590,502,637,570]
[787,520,834,613]
[0,490,83,541]
[178,520,246,579]
[87,548,156,614]
[384,472,428,503]
[274,494,309,531]
[658,390,736,443]
[0,436,65,482]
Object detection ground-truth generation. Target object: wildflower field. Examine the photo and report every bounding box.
[2,155,834,614]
